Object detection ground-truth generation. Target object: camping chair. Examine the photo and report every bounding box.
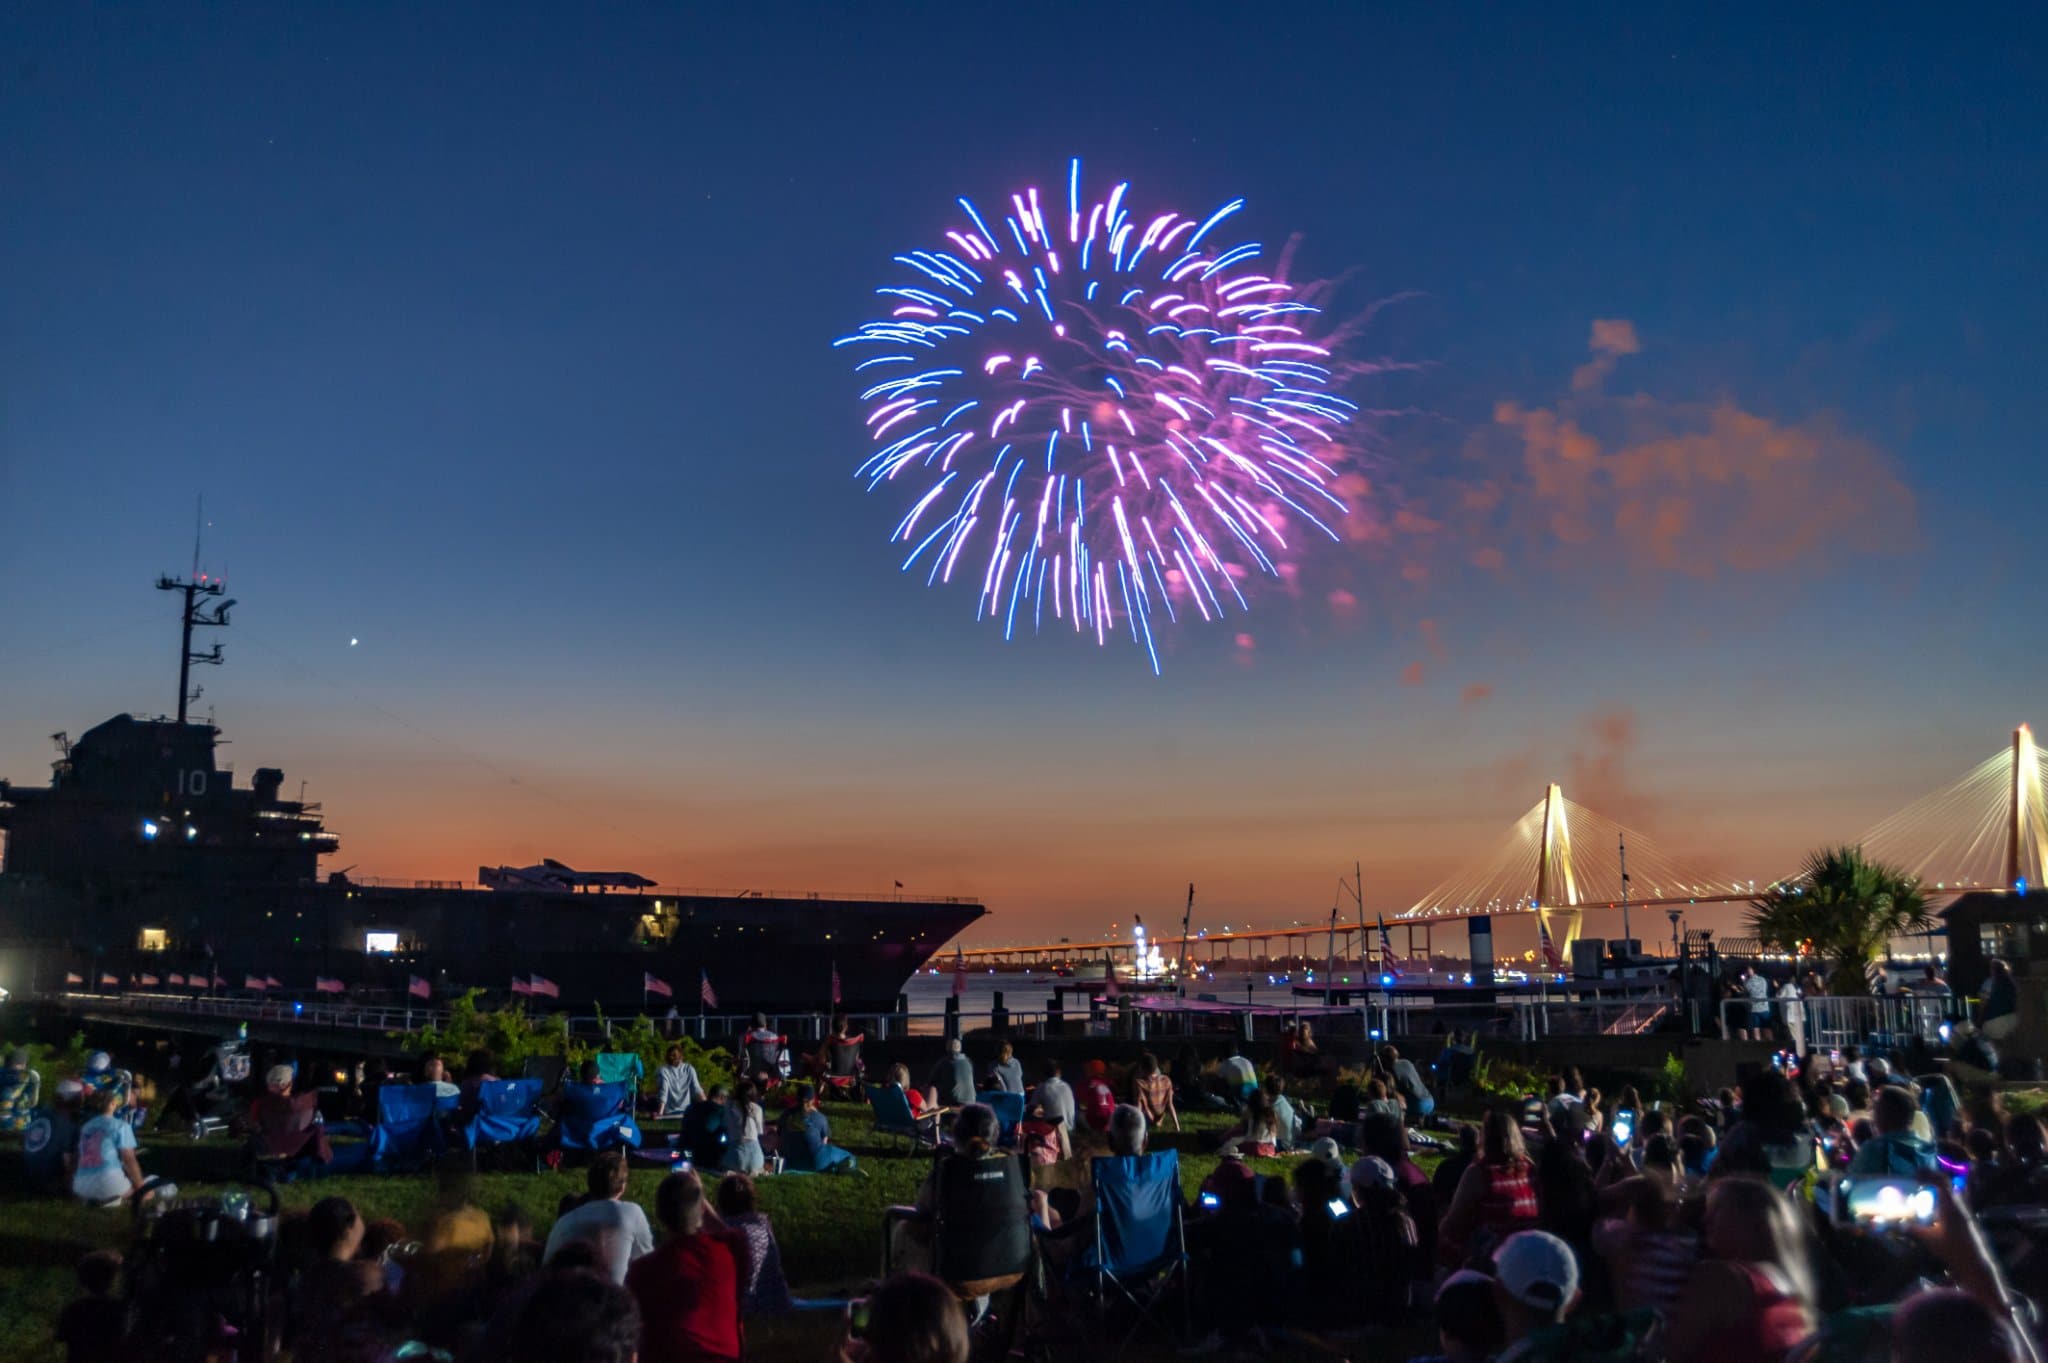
[520,1054,568,1100]
[821,1035,866,1098]
[1086,1150,1189,1352]
[867,1083,948,1152]
[554,1080,642,1152]
[462,1078,545,1170]
[745,1033,791,1088]
[369,1083,446,1172]
[247,1090,330,1183]
[883,1150,1035,1360]
[593,1052,646,1092]
[977,1091,1025,1147]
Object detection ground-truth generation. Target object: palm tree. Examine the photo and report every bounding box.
[1748,846,1931,995]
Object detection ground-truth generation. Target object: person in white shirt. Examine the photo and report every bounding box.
[988,1041,1025,1094]
[543,1149,654,1284]
[655,1045,704,1118]
[1215,1050,1258,1104]
[1032,1058,1076,1131]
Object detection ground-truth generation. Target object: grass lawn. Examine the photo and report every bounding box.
[0,1104,1431,1362]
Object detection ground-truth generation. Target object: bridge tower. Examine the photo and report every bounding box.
[1534,782,1583,953]
[2013,724,2045,892]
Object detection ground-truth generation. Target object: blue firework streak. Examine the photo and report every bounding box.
[837,159,1357,672]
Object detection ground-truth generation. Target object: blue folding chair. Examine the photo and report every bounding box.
[370,1083,446,1172]
[1088,1151,1189,1351]
[866,1084,944,1152]
[463,1078,544,1166]
[555,1080,642,1152]
[978,1090,1025,1146]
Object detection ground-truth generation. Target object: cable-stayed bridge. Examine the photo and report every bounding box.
[960,725,2046,967]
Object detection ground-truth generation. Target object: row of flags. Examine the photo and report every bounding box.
[70,962,853,1009]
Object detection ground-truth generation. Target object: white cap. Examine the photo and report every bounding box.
[1347,1155,1396,1191]
[1494,1230,1580,1311]
[1308,1136,1345,1166]
[86,1051,112,1072]
[55,1078,85,1101]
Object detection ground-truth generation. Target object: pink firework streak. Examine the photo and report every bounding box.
[837,159,1360,672]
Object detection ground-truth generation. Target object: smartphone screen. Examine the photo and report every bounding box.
[1611,1111,1635,1146]
[1325,1197,1350,1219]
[1840,1177,1936,1229]
[1199,1191,1221,1211]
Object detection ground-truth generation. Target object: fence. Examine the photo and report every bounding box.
[1716,994,1976,1051]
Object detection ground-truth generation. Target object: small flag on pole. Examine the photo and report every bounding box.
[529,974,559,1000]
[99,972,119,987]
[700,969,718,1009]
[643,972,672,999]
[1537,914,1563,972]
[950,947,967,998]
[1377,916,1403,980]
[510,977,532,997]
[65,972,83,985]
[245,975,268,991]
[168,973,185,986]
[408,975,432,1000]
[1104,958,1121,998]
[894,880,904,889]
[139,973,160,987]
[213,973,228,989]
[265,976,282,990]
[315,976,345,994]
[830,961,842,1006]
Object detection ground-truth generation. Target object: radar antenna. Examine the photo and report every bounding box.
[156,498,234,725]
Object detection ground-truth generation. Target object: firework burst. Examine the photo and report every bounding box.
[837,159,1359,671]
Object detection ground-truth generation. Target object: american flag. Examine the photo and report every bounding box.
[245,975,269,991]
[139,973,160,987]
[99,972,118,986]
[408,976,432,1000]
[643,972,672,999]
[264,976,282,989]
[699,969,718,1008]
[1377,916,1404,980]
[529,974,559,1000]
[65,972,83,985]
[511,977,533,997]
[168,973,186,986]
[1537,914,1564,972]
[315,976,345,994]
[830,962,842,1006]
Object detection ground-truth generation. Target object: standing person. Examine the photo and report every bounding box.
[1776,979,1806,1056]
[544,1150,655,1283]
[1983,958,2019,1042]
[1131,1052,1180,1132]
[987,1042,1024,1095]
[626,1169,748,1363]
[657,1045,705,1118]
[713,1173,792,1317]
[1440,1110,1539,1267]
[781,1085,855,1173]
[721,1081,765,1175]
[1742,967,1772,1042]
[926,1039,976,1110]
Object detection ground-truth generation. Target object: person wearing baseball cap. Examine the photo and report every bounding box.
[1492,1230,1581,1360]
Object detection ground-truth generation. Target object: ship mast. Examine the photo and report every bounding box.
[156,505,234,725]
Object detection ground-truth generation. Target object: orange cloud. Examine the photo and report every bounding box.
[1475,322,1916,578]
[1400,661,1424,686]
[1327,588,1358,611]
[1460,682,1494,708]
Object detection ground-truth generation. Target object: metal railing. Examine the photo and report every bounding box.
[1715,994,1976,1050]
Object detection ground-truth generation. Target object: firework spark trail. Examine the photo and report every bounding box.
[837,159,1361,672]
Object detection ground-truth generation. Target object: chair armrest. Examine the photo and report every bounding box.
[882,1204,929,1225]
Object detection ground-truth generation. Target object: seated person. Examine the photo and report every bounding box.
[22,1078,86,1193]
[988,1042,1025,1095]
[1215,1049,1258,1105]
[896,1105,1031,1296]
[780,1084,854,1173]
[1262,1074,1302,1150]
[1224,1090,1283,1157]
[418,1054,462,1101]
[1033,1103,1148,1262]
[1030,1059,1076,1131]
[1379,1044,1435,1120]
[814,1016,864,1089]
[544,1149,655,1284]
[679,1084,733,1168]
[458,1050,499,1108]
[723,1081,766,1175]
[1131,1053,1180,1133]
[1849,1086,1937,1176]
[79,1051,142,1128]
[1185,1158,1296,1346]
[741,1015,787,1085]
[249,1063,333,1169]
[0,1048,42,1132]
[926,1039,976,1110]
[655,1044,705,1118]
[72,1088,171,1205]
[1079,1061,1117,1135]
[715,1172,793,1316]
[626,1169,748,1362]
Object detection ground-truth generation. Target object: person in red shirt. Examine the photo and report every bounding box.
[1080,1060,1116,1134]
[626,1169,750,1363]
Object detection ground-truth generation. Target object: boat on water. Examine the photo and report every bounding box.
[0,576,985,1011]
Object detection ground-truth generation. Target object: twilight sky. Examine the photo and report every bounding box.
[3,5,2043,947]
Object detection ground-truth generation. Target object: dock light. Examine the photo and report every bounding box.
[1369,1028,1382,1040]
[2020,878,2031,895]
[293,1001,303,1015]
[185,826,197,841]
[1380,974,1393,987]
[142,821,159,840]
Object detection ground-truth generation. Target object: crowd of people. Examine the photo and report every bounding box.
[14,975,2048,1363]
